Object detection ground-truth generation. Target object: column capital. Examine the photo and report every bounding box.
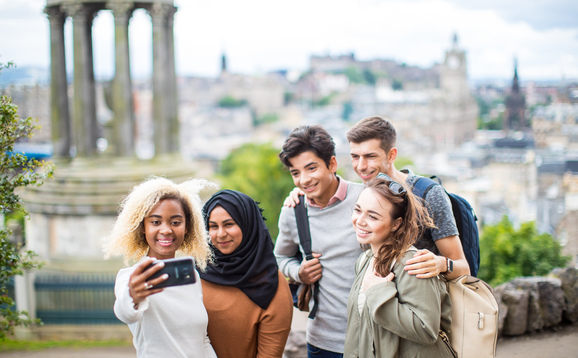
[166,5,177,25]
[44,6,66,26]
[61,2,94,23]
[107,0,134,23]
[149,2,173,25]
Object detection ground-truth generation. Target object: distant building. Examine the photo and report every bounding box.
[531,103,578,151]
[221,52,228,74]
[375,34,478,154]
[0,84,51,144]
[310,53,356,73]
[504,58,528,131]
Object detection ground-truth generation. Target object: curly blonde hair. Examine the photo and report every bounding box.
[103,177,216,269]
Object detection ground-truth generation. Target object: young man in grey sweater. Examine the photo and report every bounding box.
[274,125,364,357]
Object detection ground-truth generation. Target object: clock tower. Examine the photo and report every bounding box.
[433,33,478,150]
[441,33,468,99]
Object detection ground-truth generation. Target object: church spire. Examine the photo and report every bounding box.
[505,57,526,131]
[512,57,519,93]
[452,32,459,50]
[221,51,227,74]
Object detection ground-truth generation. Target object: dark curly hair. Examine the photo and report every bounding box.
[279,125,335,169]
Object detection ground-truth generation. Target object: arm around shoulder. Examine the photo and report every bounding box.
[435,235,470,278]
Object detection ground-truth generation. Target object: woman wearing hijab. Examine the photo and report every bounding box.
[200,189,293,358]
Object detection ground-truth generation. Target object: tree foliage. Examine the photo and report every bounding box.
[254,113,278,126]
[478,216,570,287]
[392,79,403,91]
[1,62,54,338]
[343,66,364,84]
[342,67,380,86]
[217,95,247,108]
[217,143,295,240]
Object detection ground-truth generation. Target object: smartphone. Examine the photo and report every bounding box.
[144,257,197,289]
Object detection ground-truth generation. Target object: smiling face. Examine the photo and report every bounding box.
[349,138,390,184]
[144,199,186,260]
[288,151,339,208]
[207,206,243,255]
[352,188,401,253]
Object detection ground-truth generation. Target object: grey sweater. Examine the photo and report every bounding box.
[275,180,365,353]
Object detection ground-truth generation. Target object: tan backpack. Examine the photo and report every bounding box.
[445,275,499,358]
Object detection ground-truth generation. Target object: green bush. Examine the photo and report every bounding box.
[217,143,295,240]
[217,95,247,108]
[1,62,54,339]
[478,216,570,287]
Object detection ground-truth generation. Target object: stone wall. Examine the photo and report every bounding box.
[495,267,578,336]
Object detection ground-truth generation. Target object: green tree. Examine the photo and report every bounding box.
[344,66,364,84]
[313,93,335,107]
[362,69,377,85]
[1,62,54,338]
[217,143,295,239]
[342,101,353,121]
[478,216,570,287]
[254,113,278,126]
[217,95,247,108]
[392,79,403,91]
[395,156,413,170]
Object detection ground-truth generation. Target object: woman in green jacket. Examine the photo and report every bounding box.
[344,175,455,358]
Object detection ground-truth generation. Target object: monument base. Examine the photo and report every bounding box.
[21,155,210,269]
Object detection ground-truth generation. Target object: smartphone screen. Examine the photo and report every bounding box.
[145,257,197,289]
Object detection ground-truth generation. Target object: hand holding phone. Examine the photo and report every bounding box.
[144,257,197,289]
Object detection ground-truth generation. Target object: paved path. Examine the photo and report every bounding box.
[2,313,577,358]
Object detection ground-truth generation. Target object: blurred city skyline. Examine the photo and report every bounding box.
[1,0,577,82]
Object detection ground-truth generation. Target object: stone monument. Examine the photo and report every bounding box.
[17,1,201,334]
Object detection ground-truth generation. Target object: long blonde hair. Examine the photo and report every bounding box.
[103,177,216,269]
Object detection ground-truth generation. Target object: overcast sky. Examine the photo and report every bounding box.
[1,0,577,81]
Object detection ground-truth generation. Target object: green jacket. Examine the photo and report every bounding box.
[344,249,455,358]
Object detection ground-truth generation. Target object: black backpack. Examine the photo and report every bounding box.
[412,176,480,277]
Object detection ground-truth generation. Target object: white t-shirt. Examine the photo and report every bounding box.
[114,259,216,358]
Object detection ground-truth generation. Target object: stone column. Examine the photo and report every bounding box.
[14,273,36,321]
[166,6,179,153]
[108,0,135,157]
[62,2,98,158]
[44,6,71,159]
[150,2,170,156]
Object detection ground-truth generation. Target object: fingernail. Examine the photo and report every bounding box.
[162,274,169,279]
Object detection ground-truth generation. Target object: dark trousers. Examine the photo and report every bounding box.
[307,343,343,358]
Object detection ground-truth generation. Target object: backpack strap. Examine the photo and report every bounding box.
[411,176,439,200]
[411,176,441,250]
[294,199,319,319]
[295,199,313,260]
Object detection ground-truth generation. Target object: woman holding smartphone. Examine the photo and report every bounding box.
[200,189,293,358]
[104,177,217,358]
[344,176,455,358]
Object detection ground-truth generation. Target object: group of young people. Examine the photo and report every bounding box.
[104,116,469,357]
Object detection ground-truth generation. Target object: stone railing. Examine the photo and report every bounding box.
[495,267,578,336]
